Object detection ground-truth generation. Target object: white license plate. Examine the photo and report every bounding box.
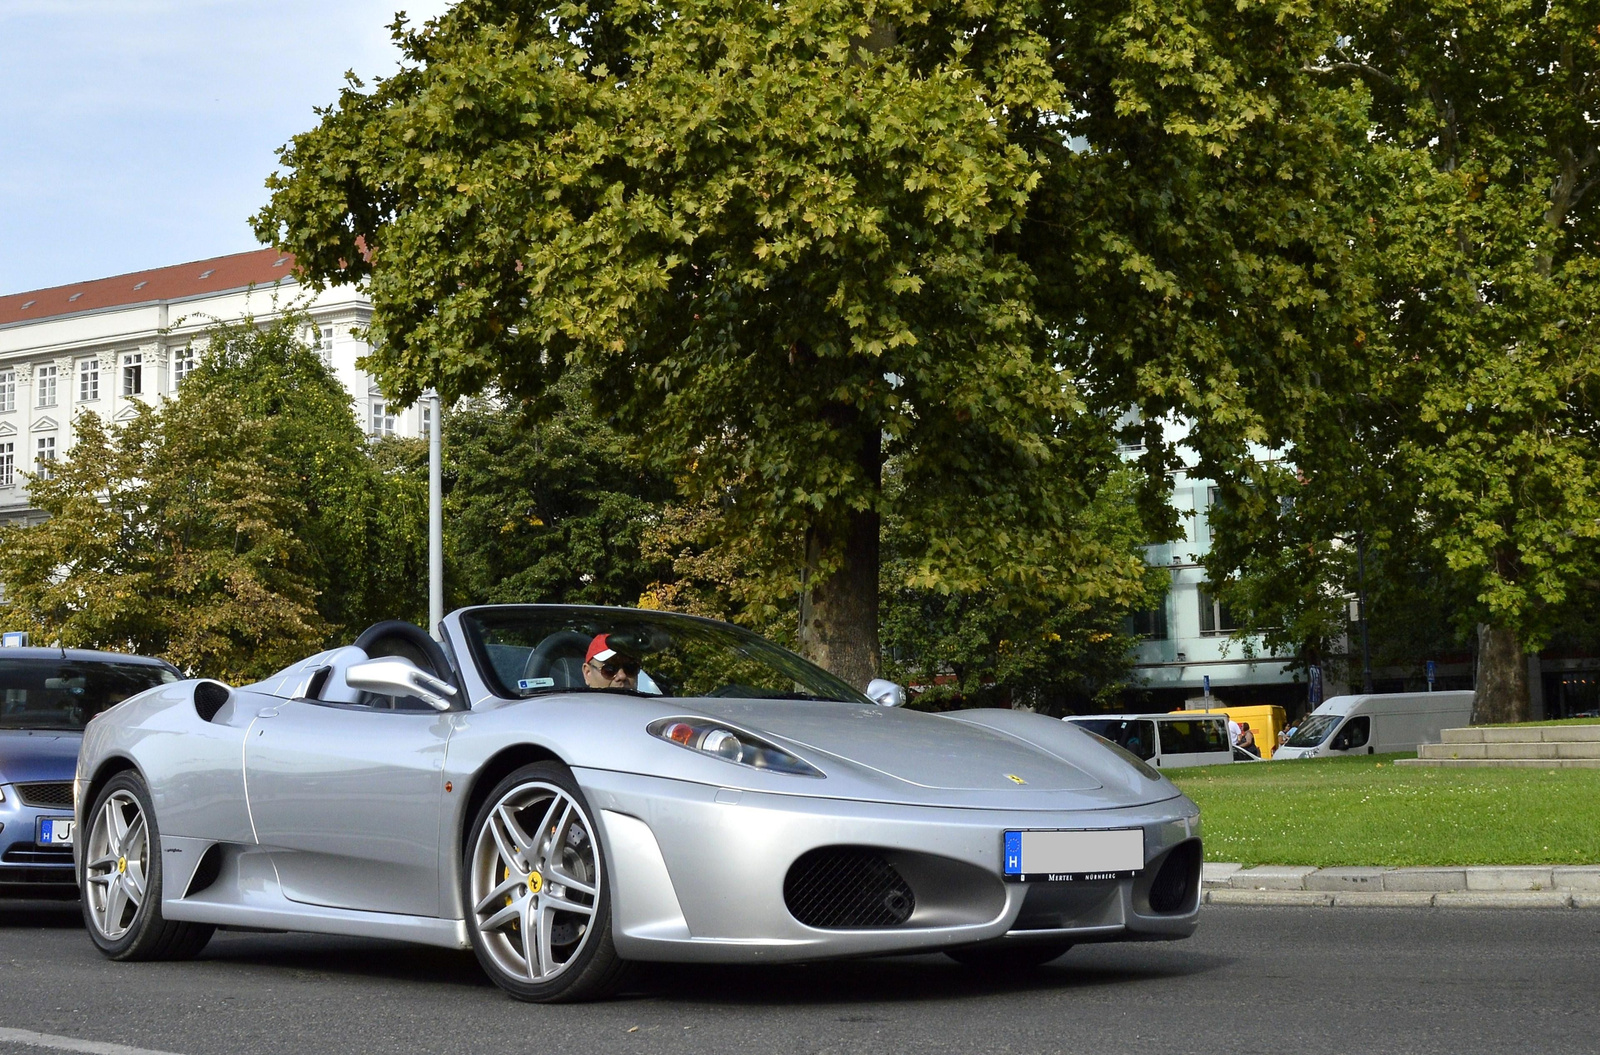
[37,818,74,846]
[1001,828,1144,882]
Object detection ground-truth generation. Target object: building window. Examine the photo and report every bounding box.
[78,358,99,402]
[34,436,56,479]
[0,442,12,487]
[122,352,143,396]
[1198,588,1239,636]
[172,345,198,386]
[36,366,57,407]
[0,370,14,413]
[312,325,334,367]
[369,399,396,438]
[1129,604,1169,641]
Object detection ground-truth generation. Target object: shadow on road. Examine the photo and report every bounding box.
[191,929,1226,1005]
[0,898,83,929]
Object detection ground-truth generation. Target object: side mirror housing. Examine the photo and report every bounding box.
[866,678,905,708]
[345,657,458,712]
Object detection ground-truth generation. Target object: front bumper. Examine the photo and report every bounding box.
[0,783,77,898]
[574,769,1202,963]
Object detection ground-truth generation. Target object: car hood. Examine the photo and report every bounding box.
[0,729,82,785]
[687,700,1103,792]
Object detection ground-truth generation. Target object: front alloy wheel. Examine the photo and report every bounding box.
[82,771,213,960]
[464,762,629,1001]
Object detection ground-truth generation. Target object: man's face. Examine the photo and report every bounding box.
[584,655,638,691]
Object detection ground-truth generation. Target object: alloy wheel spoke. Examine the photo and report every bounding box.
[479,898,522,933]
[521,894,542,980]
[539,892,595,917]
[123,860,147,902]
[474,873,524,916]
[544,866,596,899]
[87,853,120,871]
[543,802,574,866]
[486,811,526,874]
[124,815,147,862]
[107,800,130,852]
[103,877,128,934]
[535,901,557,981]
[84,871,114,889]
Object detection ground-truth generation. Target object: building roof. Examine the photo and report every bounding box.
[0,249,300,328]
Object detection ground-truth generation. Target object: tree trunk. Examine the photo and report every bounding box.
[798,507,881,690]
[1472,623,1530,724]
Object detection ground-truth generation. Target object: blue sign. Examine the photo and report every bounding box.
[1309,665,1323,706]
[1003,831,1022,875]
[1426,660,1436,691]
[1202,674,1211,697]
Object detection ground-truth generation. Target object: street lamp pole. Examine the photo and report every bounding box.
[427,389,443,638]
[1356,528,1374,693]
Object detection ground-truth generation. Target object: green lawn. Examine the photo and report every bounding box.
[1169,754,1600,867]
[1485,716,1600,728]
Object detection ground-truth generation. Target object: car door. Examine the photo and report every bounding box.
[243,695,454,917]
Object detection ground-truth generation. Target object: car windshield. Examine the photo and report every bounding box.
[0,658,178,731]
[460,607,873,704]
[1285,713,1341,748]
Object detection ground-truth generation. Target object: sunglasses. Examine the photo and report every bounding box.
[593,657,640,678]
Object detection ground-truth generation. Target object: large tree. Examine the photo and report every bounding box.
[1205,2,1600,723]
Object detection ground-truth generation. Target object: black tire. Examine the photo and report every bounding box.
[945,940,1074,969]
[462,761,631,1002]
[81,771,214,961]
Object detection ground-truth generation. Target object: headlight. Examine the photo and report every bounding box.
[649,718,823,777]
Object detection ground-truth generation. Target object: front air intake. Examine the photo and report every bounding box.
[1147,839,1202,914]
[783,847,916,929]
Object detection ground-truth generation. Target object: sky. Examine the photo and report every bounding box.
[0,0,456,296]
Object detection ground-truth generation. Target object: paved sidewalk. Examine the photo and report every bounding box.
[1203,862,1600,908]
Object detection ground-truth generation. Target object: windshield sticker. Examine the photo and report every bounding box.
[517,677,556,691]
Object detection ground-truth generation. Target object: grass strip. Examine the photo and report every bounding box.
[1169,753,1600,867]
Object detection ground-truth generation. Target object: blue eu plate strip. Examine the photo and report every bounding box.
[1003,831,1022,875]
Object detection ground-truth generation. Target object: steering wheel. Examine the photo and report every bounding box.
[522,631,595,685]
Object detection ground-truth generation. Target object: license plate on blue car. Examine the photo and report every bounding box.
[36,818,74,846]
[1001,828,1144,882]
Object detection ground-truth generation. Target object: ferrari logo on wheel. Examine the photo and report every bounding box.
[527,871,543,894]
[117,856,127,874]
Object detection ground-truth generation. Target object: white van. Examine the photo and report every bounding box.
[1273,691,1475,759]
[1065,713,1234,769]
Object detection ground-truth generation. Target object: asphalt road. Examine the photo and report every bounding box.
[0,901,1595,1055]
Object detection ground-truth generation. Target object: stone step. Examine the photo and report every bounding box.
[1395,757,1600,768]
[1418,741,1600,760]
[1441,725,1600,744]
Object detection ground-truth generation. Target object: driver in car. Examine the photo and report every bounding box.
[583,634,641,691]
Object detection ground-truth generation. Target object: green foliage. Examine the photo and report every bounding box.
[0,313,426,680]
[442,378,676,608]
[255,0,1274,677]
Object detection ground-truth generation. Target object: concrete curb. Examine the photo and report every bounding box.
[1203,862,1600,908]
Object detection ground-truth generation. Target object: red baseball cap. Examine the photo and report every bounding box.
[586,634,619,665]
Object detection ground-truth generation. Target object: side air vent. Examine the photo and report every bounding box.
[193,681,231,722]
[784,847,916,929]
[1147,839,1202,914]
[183,844,225,898]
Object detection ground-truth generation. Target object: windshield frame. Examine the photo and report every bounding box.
[457,605,875,706]
[1285,713,1342,748]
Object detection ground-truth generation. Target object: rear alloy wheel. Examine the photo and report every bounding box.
[82,771,214,960]
[945,940,1074,969]
[464,762,629,1002]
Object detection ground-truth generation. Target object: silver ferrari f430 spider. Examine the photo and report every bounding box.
[75,605,1202,1001]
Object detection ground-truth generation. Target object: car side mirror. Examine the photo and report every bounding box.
[866,678,905,708]
[345,657,458,712]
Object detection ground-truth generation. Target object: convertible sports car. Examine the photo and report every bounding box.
[75,605,1202,1001]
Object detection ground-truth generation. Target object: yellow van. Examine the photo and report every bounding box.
[1178,704,1287,759]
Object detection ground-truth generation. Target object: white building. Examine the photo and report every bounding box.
[0,249,422,523]
[1122,421,1307,712]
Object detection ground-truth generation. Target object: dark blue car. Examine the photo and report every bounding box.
[1,648,180,898]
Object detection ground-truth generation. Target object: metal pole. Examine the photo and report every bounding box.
[427,389,443,638]
[1356,530,1373,692]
